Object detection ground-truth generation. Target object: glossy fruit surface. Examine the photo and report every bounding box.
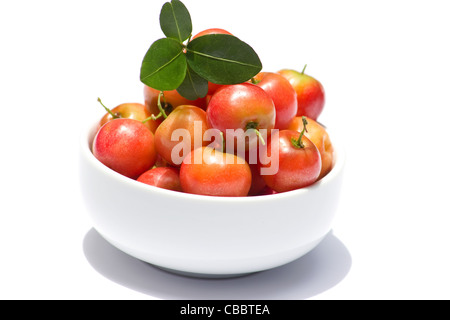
[288,116,334,180]
[254,72,298,130]
[137,167,182,191]
[207,83,275,151]
[155,105,209,166]
[180,147,252,197]
[260,129,321,192]
[98,102,157,133]
[93,118,157,179]
[278,69,325,120]
[144,85,208,118]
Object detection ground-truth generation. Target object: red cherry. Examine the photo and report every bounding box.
[93,118,157,179]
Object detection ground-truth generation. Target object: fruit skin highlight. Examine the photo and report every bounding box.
[253,72,298,130]
[93,118,157,179]
[259,129,321,193]
[137,167,182,191]
[180,147,252,197]
[288,116,334,180]
[207,83,276,151]
[154,105,210,166]
[278,68,325,121]
[98,102,158,133]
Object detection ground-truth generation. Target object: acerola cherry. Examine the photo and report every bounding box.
[278,66,325,121]
[253,72,298,130]
[288,116,334,180]
[192,28,233,39]
[97,98,158,133]
[259,117,321,192]
[137,167,182,192]
[154,105,210,166]
[93,118,157,179]
[153,153,173,168]
[144,85,208,119]
[207,83,276,151]
[180,147,252,197]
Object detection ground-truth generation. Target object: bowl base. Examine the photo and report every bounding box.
[152,264,257,279]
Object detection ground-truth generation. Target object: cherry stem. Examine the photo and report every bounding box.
[142,112,163,124]
[301,64,307,75]
[255,130,266,146]
[245,122,266,146]
[97,97,119,119]
[250,77,260,85]
[291,116,308,149]
[157,91,168,119]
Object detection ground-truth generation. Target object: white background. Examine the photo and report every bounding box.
[1,0,449,300]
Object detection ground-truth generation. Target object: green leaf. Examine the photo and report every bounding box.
[160,0,192,43]
[140,38,187,91]
[176,65,208,100]
[186,34,262,85]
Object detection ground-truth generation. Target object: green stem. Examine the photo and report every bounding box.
[185,34,192,46]
[291,116,308,149]
[142,112,163,124]
[245,121,266,146]
[255,129,266,146]
[250,77,260,85]
[157,91,168,119]
[301,64,307,75]
[97,97,119,119]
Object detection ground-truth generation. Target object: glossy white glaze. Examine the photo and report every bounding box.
[79,119,345,277]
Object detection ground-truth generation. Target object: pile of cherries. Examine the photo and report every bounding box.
[92,29,334,197]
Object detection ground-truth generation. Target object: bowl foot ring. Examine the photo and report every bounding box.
[151,264,258,279]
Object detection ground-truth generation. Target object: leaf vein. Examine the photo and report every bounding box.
[141,50,183,81]
[186,49,260,69]
[186,68,199,97]
[169,2,182,42]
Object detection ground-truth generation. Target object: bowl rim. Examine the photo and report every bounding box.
[80,118,345,203]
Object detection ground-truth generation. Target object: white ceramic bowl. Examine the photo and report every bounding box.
[79,119,345,277]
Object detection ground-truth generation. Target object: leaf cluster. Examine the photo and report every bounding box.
[140,0,262,100]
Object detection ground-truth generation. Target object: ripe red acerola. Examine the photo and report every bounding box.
[278,68,325,121]
[93,118,157,179]
[180,147,252,197]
